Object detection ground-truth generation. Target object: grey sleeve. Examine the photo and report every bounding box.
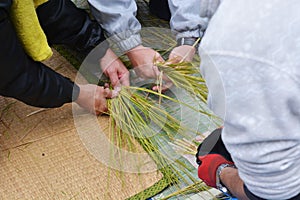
[168,0,221,40]
[88,0,142,52]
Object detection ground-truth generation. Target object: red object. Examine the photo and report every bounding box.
[197,154,234,188]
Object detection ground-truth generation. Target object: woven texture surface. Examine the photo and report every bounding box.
[52,1,203,199]
[50,1,176,198]
[0,49,163,200]
[1,0,210,199]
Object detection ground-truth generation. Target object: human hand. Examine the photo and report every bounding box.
[126,45,172,90]
[126,45,163,78]
[196,128,234,187]
[75,84,117,115]
[168,45,196,63]
[100,48,130,88]
[197,154,234,188]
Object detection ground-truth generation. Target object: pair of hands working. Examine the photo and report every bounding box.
[100,45,196,88]
[76,44,196,115]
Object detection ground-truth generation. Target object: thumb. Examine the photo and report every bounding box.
[154,52,164,63]
[103,88,115,99]
[168,52,182,63]
[119,71,130,87]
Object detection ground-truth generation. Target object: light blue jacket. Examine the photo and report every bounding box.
[88,0,221,52]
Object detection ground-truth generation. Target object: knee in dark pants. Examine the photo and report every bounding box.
[0,9,6,23]
[36,0,105,55]
[0,0,11,23]
[149,0,171,21]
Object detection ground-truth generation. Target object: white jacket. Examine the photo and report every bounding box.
[88,0,221,52]
[199,0,300,199]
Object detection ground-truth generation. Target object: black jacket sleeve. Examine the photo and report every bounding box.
[0,8,79,108]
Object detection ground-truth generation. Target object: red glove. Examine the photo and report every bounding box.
[196,128,234,188]
[197,154,234,188]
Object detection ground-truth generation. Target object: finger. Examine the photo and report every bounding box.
[152,77,173,91]
[94,86,104,101]
[103,88,113,98]
[152,82,172,91]
[98,105,108,114]
[154,52,164,63]
[152,85,160,91]
[153,53,165,77]
[93,101,101,115]
[107,71,120,88]
[94,110,101,116]
[101,66,109,76]
[118,68,130,86]
[162,80,173,91]
[152,65,161,77]
[119,71,130,86]
[94,87,108,114]
[168,53,182,63]
[95,99,108,114]
[111,90,119,98]
[104,83,110,89]
[162,72,171,82]
[161,73,173,88]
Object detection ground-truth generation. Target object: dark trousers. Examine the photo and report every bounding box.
[244,185,300,200]
[149,0,171,21]
[36,0,106,55]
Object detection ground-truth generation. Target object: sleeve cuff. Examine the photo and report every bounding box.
[175,29,204,41]
[112,33,142,52]
[72,83,80,102]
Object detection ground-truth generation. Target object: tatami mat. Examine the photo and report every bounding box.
[0,49,163,200]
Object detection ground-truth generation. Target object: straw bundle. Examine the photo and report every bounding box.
[104,57,219,199]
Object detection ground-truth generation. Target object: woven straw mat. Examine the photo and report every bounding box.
[0,49,163,200]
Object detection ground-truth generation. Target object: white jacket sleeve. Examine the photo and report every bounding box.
[168,0,221,40]
[88,0,142,52]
